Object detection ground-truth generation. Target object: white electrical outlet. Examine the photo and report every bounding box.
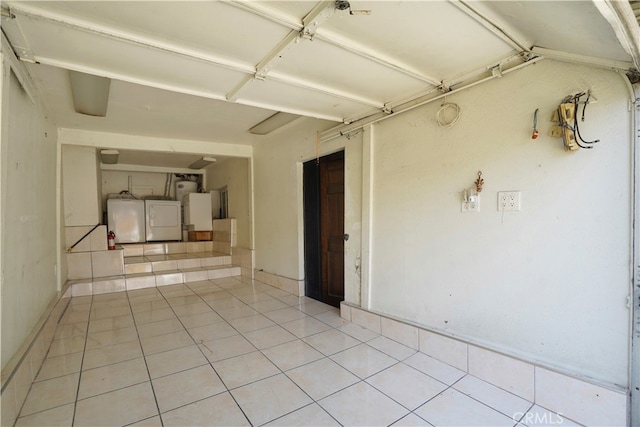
[498,191,521,211]
[461,194,480,213]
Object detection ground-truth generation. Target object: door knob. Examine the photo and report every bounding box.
[344,234,349,241]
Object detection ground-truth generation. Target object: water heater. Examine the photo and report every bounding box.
[175,181,197,204]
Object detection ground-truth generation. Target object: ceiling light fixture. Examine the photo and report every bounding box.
[100,149,119,164]
[69,70,111,117]
[189,157,217,169]
[249,112,300,135]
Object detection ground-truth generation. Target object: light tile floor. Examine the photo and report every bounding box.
[14,277,577,426]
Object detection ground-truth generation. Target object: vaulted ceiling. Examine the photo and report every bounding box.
[1,1,638,166]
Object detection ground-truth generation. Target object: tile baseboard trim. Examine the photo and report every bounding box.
[1,282,72,427]
[340,302,628,426]
[253,270,304,296]
[231,246,254,279]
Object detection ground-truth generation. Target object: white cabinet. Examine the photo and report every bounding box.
[184,193,213,231]
[62,145,101,226]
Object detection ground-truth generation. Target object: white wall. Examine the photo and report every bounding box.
[62,145,101,226]
[368,60,631,387]
[206,158,252,248]
[101,170,174,206]
[253,60,632,388]
[344,135,363,305]
[1,58,58,369]
[253,120,363,303]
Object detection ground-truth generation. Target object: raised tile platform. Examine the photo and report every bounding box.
[66,242,241,296]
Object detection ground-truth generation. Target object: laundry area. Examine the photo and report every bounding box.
[105,174,214,244]
[64,146,240,244]
[1,1,640,426]
[59,144,251,304]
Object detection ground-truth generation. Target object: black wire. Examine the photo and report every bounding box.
[571,97,592,149]
[581,92,591,122]
[573,94,599,146]
[556,92,600,150]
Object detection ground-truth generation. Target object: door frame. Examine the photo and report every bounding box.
[630,83,639,427]
[302,157,322,301]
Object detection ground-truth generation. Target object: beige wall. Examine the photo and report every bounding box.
[62,145,101,226]
[368,61,631,388]
[1,56,59,369]
[252,59,633,388]
[252,120,361,296]
[101,170,175,206]
[206,158,252,249]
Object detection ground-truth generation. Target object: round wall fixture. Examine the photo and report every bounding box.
[436,103,461,128]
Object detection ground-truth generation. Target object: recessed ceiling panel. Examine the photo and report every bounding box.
[29,64,273,144]
[10,1,291,65]
[109,150,228,169]
[271,38,431,104]
[319,1,515,79]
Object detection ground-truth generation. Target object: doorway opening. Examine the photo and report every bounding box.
[303,151,345,307]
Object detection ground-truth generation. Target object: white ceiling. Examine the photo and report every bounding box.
[1,1,638,167]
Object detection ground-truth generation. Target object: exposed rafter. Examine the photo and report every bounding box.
[593,0,640,71]
[320,56,543,143]
[2,0,632,141]
[226,0,441,87]
[631,0,640,24]
[314,30,441,87]
[5,3,254,75]
[531,46,634,71]
[5,2,384,121]
[0,32,39,105]
[226,1,336,101]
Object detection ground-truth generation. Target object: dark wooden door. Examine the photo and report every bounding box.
[303,151,345,308]
[303,160,322,302]
[320,153,345,307]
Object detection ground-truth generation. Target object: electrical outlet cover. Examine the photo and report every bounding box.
[550,125,563,137]
[498,191,521,211]
[461,199,480,213]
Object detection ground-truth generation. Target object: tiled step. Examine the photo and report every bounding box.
[124,251,231,275]
[67,247,240,296]
[122,241,225,257]
[68,265,241,297]
[124,264,242,290]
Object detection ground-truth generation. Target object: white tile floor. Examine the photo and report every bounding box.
[13,277,577,427]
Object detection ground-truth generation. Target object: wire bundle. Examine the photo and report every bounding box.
[436,102,461,128]
[557,92,599,150]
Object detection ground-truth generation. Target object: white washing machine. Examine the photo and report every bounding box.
[107,199,146,243]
